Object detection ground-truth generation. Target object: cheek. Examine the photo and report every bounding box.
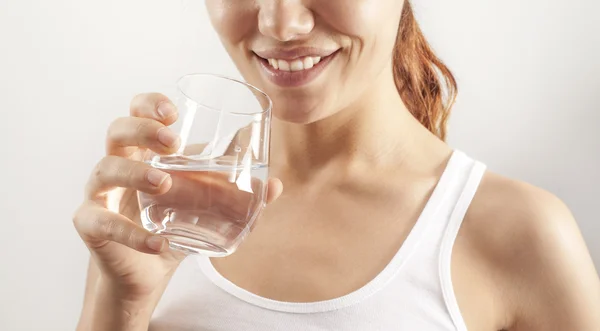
[318,0,402,96]
[318,0,402,38]
[205,0,256,45]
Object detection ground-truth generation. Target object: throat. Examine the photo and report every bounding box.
[269,64,422,174]
[270,104,419,176]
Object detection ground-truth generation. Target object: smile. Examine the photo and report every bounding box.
[254,49,339,88]
[266,56,322,71]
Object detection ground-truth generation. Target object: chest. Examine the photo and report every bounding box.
[151,154,506,330]
[210,189,425,303]
[151,255,461,331]
[151,194,502,331]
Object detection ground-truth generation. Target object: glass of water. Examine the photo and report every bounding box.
[138,73,272,257]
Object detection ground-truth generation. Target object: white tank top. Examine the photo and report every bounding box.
[150,150,486,331]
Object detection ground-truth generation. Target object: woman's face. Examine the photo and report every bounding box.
[205,0,404,123]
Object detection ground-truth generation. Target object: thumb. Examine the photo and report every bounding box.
[265,178,283,204]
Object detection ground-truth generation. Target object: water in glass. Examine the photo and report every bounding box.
[138,155,268,256]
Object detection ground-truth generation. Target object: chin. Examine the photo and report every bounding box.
[269,96,330,124]
[274,111,320,124]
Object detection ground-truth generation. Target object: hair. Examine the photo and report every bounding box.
[393,1,457,141]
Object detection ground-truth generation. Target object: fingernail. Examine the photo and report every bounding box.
[146,236,166,252]
[146,169,170,187]
[157,127,180,148]
[157,102,177,119]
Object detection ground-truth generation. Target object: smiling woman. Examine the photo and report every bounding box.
[73,1,600,331]
[205,0,409,124]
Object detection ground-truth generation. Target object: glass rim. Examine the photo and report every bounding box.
[176,73,273,116]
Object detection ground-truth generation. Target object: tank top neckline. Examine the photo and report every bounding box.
[196,150,466,314]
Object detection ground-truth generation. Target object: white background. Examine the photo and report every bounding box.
[0,0,598,329]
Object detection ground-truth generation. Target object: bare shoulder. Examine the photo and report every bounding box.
[455,170,600,330]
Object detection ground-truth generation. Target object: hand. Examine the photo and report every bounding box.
[73,93,283,301]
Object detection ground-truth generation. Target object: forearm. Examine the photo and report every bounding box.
[77,278,157,331]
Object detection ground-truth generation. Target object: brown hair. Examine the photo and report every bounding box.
[393,1,457,141]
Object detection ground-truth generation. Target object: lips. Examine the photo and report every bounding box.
[254,49,339,88]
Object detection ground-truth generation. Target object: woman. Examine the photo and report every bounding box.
[73,1,600,330]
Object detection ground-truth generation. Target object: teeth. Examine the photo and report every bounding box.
[303,57,314,69]
[267,56,322,71]
[277,59,290,71]
[290,59,303,71]
[269,58,279,70]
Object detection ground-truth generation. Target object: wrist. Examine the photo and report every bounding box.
[98,275,159,303]
[90,279,157,331]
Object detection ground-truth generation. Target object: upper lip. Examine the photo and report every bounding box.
[253,47,339,60]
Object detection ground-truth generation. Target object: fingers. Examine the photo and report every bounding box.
[266,178,283,204]
[73,202,168,254]
[106,93,180,157]
[130,93,178,125]
[85,155,172,200]
[106,117,180,157]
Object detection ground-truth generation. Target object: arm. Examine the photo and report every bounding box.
[509,192,600,330]
[76,258,158,331]
[464,173,600,330]
[76,258,100,331]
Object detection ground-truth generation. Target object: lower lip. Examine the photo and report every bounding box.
[256,51,338,88]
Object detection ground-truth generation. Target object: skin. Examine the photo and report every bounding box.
[75,0,600,330]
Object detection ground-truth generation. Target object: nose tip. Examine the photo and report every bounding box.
[258,3,314,42]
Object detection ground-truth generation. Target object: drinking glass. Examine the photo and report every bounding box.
[138,73,272,257]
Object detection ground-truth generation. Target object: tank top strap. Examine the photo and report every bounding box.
[393,150,486,331]
[438,153,487,330]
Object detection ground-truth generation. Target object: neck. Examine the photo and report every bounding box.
[270,66,430,174]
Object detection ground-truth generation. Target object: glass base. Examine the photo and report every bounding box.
[155,230,232,257]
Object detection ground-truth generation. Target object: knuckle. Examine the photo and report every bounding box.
[71,202,135,246]
[117,159,142,187]
[106,117,127,141]
[130,94,147,114]
[134,119,155,140]
[114,222,129,243]
[118,157,134,176]
[131,93,168,117]
[94,215,117,241]
[125,228,139,248]
[108,219,135,247]
[86,156,122,197]
[152,93,170,107]
[93,156,117,181]
[72,204,86,229]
